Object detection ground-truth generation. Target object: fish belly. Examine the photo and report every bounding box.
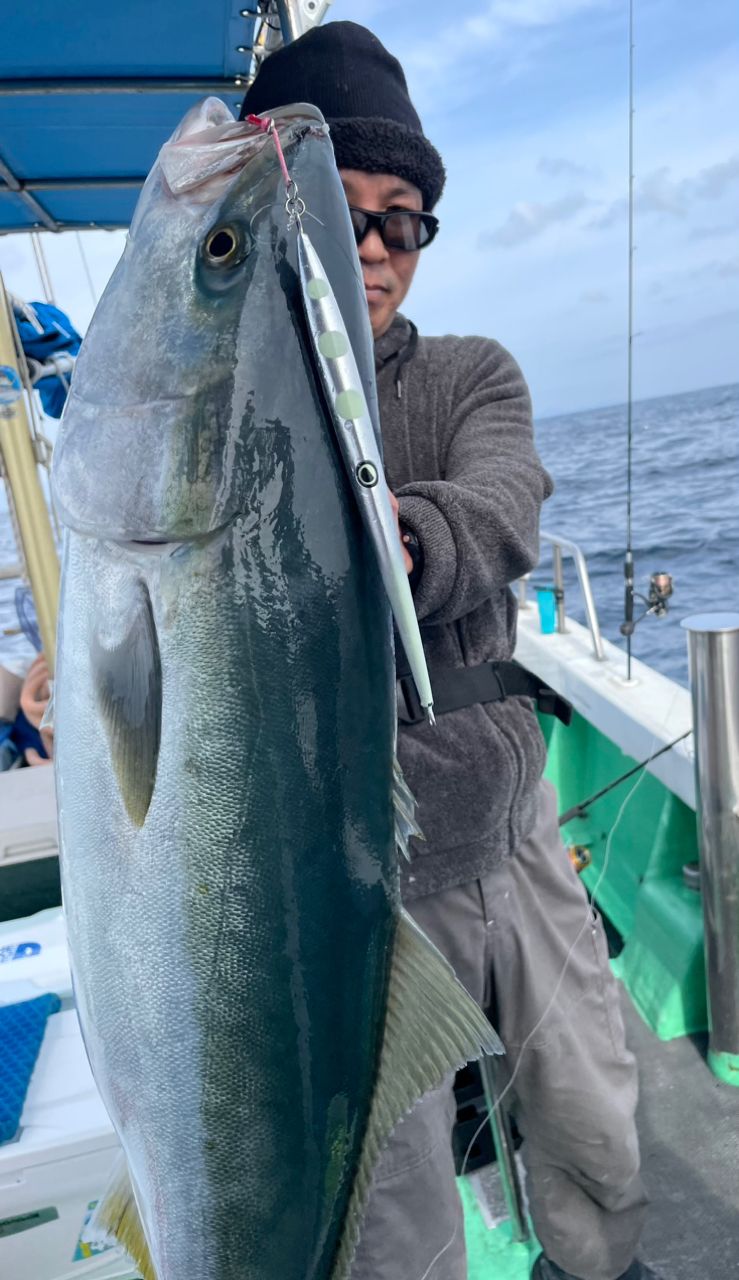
[56,515,396,1280]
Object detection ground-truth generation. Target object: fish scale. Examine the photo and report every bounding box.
[52,100,501,1280]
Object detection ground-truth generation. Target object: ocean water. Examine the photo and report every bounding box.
[1,382,736,687]
[534,381,738,686]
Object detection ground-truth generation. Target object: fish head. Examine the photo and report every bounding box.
[52,98,375,544]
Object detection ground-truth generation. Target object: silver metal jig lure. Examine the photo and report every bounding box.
[297,225,435,724]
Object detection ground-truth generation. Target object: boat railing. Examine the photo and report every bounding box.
[519,531,606,662]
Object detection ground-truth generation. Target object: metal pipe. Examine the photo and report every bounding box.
[275,0,301,42]
[0,274,59,668]
[1,221,126,235]
[540,531,606,660]
[682,612,739,1087]
[479,1057,529,1243]
[0,78,245,95]
[0,561,23,581]
[26,178,143,192]
[552,542,566,634]
[274,0,333,42]
[0,156,59,232]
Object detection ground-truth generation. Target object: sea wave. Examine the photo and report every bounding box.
[1,382,737,687]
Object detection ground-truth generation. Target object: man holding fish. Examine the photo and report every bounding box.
[52,17,663,1280]
[239,21,660,1280]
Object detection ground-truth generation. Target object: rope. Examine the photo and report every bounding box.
[5,298,62,539]
[75,232,98,308]
[245,113,291,190]
[30,232,56,305]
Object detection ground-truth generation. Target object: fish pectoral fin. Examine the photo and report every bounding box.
[393,755,423,862]
[88,1150,156,1280]
[92,580,162,828]
[331,910,503,1279]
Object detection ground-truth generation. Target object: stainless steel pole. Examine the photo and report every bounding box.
[682,612,739,1086]
[479,1057,530,1242]
[0,275,60,668]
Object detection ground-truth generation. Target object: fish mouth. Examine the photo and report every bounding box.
[116,522,233,555]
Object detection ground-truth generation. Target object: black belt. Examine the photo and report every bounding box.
[397,659,573,727]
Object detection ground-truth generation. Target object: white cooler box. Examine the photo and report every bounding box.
[0,911,139,1280]
[0,909,72,1006]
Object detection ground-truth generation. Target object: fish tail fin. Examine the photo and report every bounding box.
[88,1150,156,1280]
[331,910,503,1279]
[393,755,423,862]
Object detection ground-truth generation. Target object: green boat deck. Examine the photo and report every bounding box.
[463,988,739,1280]
[541,708,706,1043]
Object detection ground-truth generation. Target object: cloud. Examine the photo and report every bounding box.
[588,197,627,230]
[712,259,739,278]
[485,0,608,27]
[403,0,610,82]
[693,154,739,200]
[480,192,590,247]
[639,166,687,216]
[590,155,739,230]
[537,156,596,179]
[581,288,609,303]
[689,222,737,241]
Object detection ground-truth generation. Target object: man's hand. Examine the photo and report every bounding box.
[20,653,54,763]
[388,489,414,575]
[20,654,51,729]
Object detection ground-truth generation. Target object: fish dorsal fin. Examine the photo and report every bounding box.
[393,755,423,862]
[88,1151,156,1280]
[331,911,503,1280]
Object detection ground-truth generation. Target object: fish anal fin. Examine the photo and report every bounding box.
[88,1151,156,1280]
[331,910,503,1279]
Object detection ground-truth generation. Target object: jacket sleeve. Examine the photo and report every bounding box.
[396,338,553,625]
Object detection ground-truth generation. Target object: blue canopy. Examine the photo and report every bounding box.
[0,1,258,233]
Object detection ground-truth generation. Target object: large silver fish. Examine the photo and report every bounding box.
[52,99,500,1280]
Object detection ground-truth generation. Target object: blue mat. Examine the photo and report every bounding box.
[0,993,61,1144]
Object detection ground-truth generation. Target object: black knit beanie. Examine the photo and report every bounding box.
[239,21,445,210]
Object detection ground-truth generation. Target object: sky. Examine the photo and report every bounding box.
[0,0,737,416]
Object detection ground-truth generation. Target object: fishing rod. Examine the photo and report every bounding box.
[622,0,636,680]
[558,727,692,826]
[618,0,673,673]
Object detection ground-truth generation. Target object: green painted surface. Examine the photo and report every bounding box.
[707,1049,739,1086]
[317,329,349,358]
[459,1179,540,1279]
[306,277,329,299]
[540,711,707,1040]
[335,388,365,420]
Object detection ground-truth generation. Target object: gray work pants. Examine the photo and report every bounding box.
[350,781,647,1280]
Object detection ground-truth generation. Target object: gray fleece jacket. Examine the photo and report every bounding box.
[376,314,553,902]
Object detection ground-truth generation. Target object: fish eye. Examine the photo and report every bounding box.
[202,225,247,267]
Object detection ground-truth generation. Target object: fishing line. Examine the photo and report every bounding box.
[75,231,98,309]
[460,748,657,1180]
[415,1217,459,1280]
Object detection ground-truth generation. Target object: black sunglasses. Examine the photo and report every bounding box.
[348,206,439,253]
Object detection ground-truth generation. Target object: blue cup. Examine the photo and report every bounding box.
[536,586,557,635]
